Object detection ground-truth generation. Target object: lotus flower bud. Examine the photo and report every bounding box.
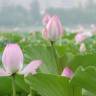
[2,44,23,74]
[75,33,87,44]
[42,14,51,26]
[79,43,86,53]
[61,67,73,79]
[42,16,63,41]
[0,44,42,77]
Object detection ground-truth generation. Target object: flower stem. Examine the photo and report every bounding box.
[29,88,32,96]
[28,88,34,96]
[12,75,16,96]
[50,41,61,74]
[69,85,82,96]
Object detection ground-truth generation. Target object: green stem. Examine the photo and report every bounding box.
[29,88,32,96]
[69,85,82,96]
[12,75,16,96]
[28,88,34,96]
[50,41,61,74]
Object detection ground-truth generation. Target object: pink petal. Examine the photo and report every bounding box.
[2,44,23,74]
[42,28,48,40]
[0,68,10,76]
[54,16,63,36]
[61,67,73,79]
[42,14,51,26]
[20,60,42,76]
[75,33,86,44]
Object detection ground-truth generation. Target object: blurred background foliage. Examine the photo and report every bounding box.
[0,0,96,27]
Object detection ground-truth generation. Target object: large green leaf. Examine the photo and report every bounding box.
[69,54,96,71]
[0,76,12,95]
[23,45,58,74]
[25,73,69,96]
[0,75,29,95]
[69,86,82,96]
[71,67,96,95]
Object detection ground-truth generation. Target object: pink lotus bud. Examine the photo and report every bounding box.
[75,33,86,44]
[61,67,73,79]
[42,14,51,26]
[42,16,63,41]
[20,60,42,76]
[79,43,86,53]
[2,44,23,74]
[0,44,42,77]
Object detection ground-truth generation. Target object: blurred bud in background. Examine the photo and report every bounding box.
[79,43,86,53]
[42,14,51,26]
[75,32,87,44]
